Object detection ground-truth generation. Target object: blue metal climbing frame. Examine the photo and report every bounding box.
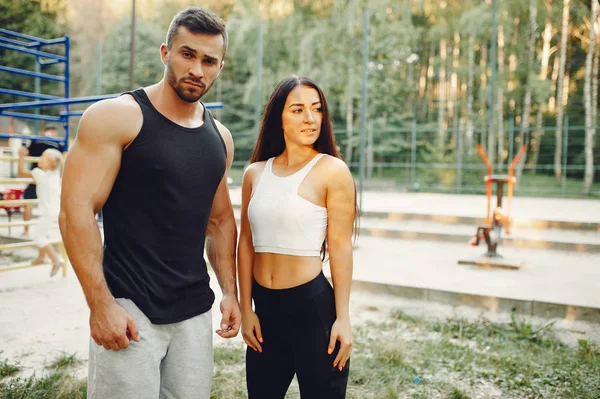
[0,29,223,151]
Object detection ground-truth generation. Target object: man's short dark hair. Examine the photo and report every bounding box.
[166,7,228,59]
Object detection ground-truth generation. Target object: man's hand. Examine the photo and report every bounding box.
[18,146,28,158]
[90,300,140,351]
[216,293,241,338]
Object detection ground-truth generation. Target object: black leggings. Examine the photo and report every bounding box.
[246,272,350,399]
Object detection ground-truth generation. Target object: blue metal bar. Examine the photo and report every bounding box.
[64,36,70,151]
[0,88,60,100]
[35,37,68,46]
[0,36,41,48]
[60,111,84,117]
[0,94,109,111]
[0,66,66,82]
[39,58,62,66]
[0,29,67,45]
[0,133,66,143]
[0,112,62,122]
[0,94,224,111]
[0,43,66,61]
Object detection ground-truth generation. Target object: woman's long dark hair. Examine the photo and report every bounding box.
[250,75,340,162]
[249,75,359,260]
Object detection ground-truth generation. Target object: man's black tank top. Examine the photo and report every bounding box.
[102,88,227,324]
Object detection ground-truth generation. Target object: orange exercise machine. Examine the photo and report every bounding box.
[459,139,527,269]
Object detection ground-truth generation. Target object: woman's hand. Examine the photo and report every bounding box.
[328,317,352,371]
[241,309,263,353]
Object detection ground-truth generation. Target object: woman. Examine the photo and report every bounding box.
[238,75,356,398]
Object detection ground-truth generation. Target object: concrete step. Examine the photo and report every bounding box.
[229,188,600,231]
[358,218,600,253]
[232,208,600,253]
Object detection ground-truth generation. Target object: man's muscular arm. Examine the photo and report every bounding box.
[206,119,240,338]
[59,96,140,351]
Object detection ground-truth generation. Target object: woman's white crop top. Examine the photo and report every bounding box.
[248,154,327,257]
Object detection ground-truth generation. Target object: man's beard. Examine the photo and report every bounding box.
[166,63,215,103]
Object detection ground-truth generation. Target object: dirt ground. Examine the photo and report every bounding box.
[1,263,598,382]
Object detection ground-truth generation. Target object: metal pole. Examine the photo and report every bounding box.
[64,35,70,151]
[487,0,498,162]
[561,115,569,197]
[35,49,41,133]
[359,9,369,212]
[457,119,463,193]
[129,0,136,90]
[410,120,417,186]
[96,42,102,95]
[508,117,514,168]
[255,22,263,130]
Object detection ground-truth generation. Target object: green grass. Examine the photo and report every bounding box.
[0,371,86,399]
[0,360,20,379]
[0,354,85,398]
[46,354,82,371]
[1,313,598,398]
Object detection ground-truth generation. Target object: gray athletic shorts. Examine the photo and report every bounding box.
[87,298,213,399]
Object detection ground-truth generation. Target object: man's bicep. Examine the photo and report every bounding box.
[62,117,123,213]
[208,175,234,225]
[215,120,234,171]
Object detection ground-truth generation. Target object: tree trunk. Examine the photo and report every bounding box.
[425,46,435,121]
[466,34,475,156]
[532,19,553,175]
[366,120,374,180]
[418,62,427,121]
[450,32,460,123]
[438,38,447,150]
[549,52,560,112]
[345,96,353,163]
[495,25,505,167]
[531,111,544,173]
[516,0,537,181]
[555,0,570,181]
[479,44,488,147]
[583,1,598,194]
[593,25,599,131]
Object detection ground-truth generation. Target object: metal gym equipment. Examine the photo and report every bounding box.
[458,135,528,270]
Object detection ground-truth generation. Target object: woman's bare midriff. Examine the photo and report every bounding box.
[253,252,323,289]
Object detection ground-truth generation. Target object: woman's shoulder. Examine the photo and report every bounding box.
[315,154,351,176]
[242,160,269,182]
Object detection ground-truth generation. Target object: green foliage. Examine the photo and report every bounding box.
[0,0,67,104]
[101,17,164,95]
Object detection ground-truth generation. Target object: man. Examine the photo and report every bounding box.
[22,126,63,236]
[59,7,240,398]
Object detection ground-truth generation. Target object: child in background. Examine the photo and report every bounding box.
[18,146,64,277]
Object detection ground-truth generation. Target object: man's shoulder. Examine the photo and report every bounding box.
[211,117,231,138]
[78,95,142,142]
[83,95,140,120]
